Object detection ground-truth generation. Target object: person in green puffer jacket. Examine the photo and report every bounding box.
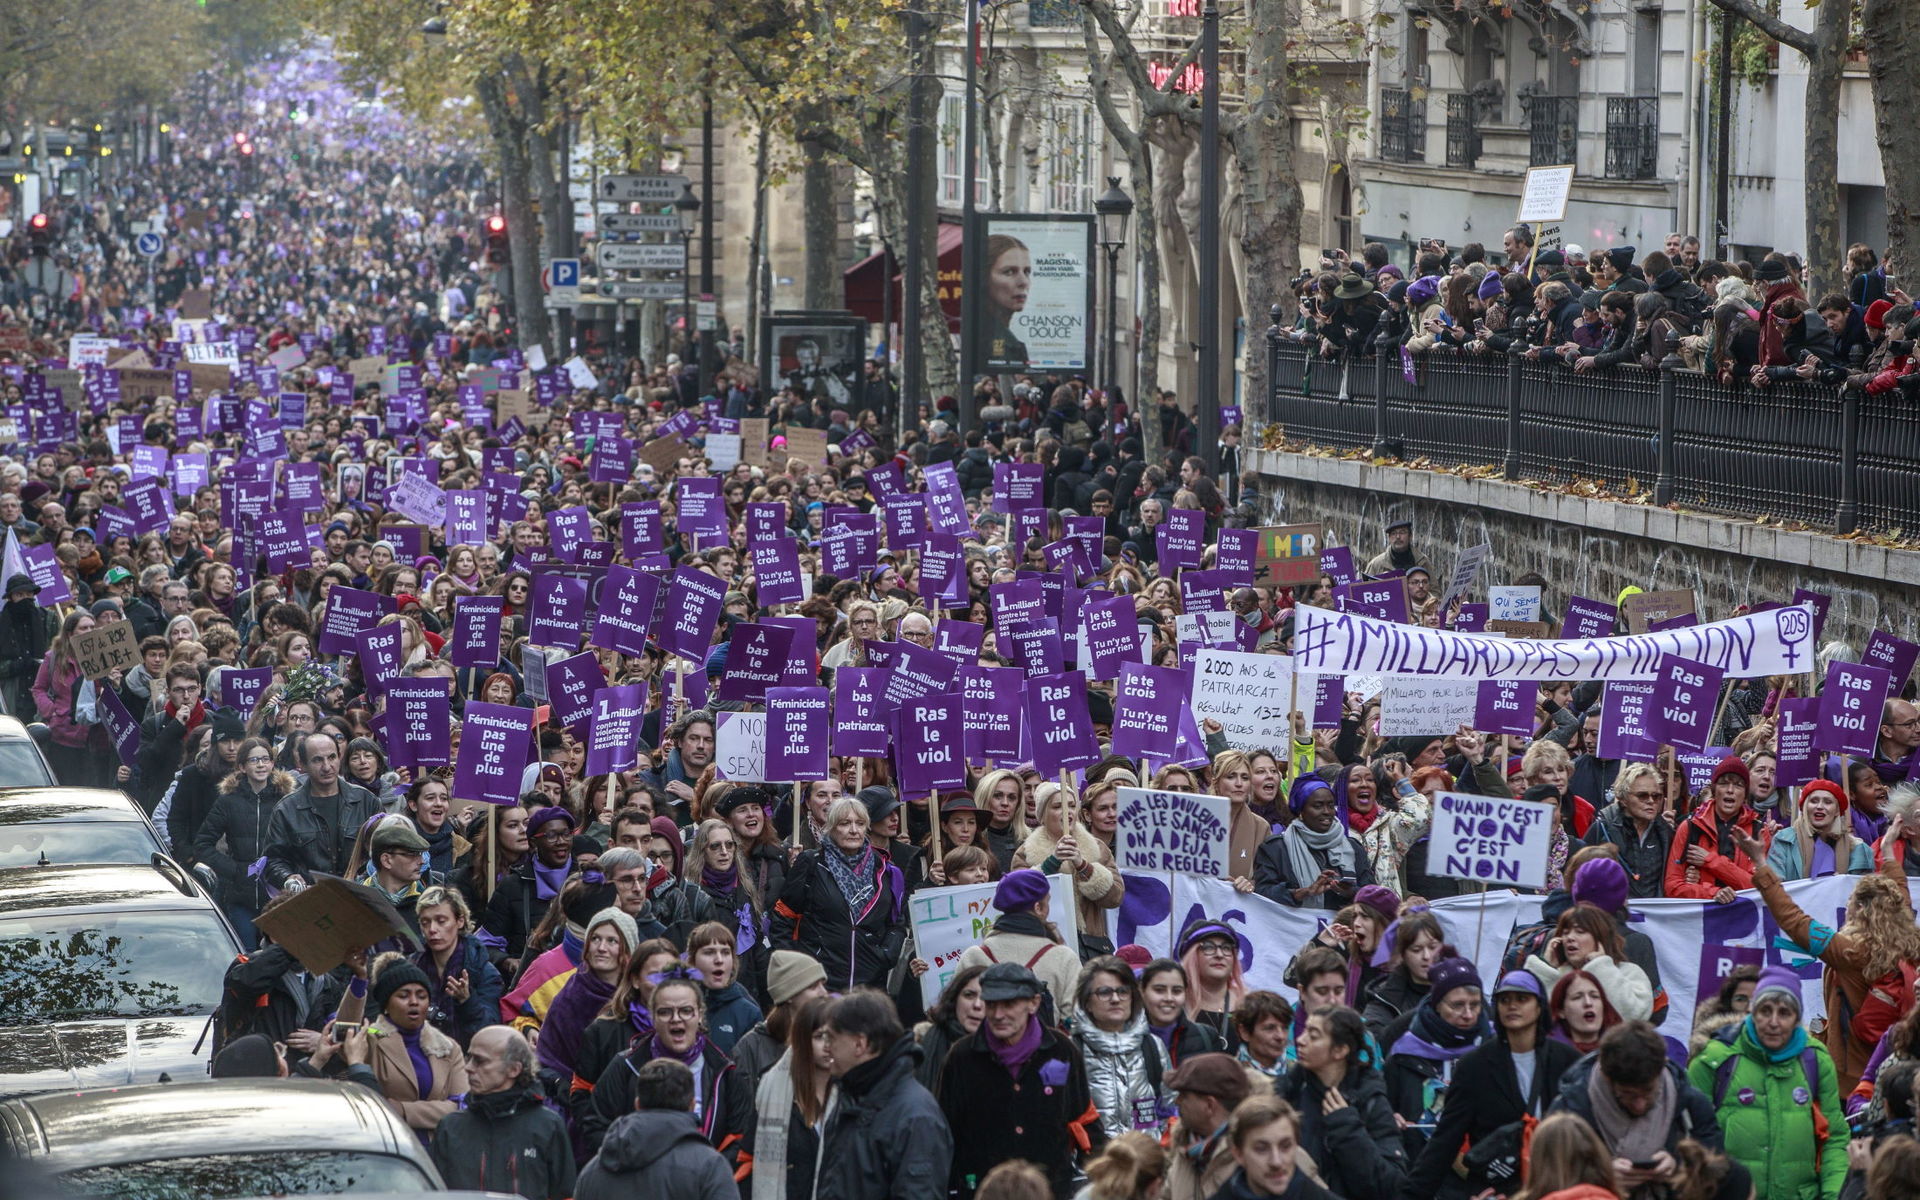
[1687,966,1849,1200]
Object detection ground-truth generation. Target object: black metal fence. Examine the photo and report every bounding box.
[1381,88,1421,164]
[1263,336,1914,537]
[1445,95,1481,169]
[1604,96,1659,180]
[1529,95,1579,166]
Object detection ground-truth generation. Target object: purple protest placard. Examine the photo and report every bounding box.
[254,509,319,573]
[1453,603,1490,633]
[1336,578,1409,624]
[746,502,787,545]
[586,685,648,775]
[1111,662,1185,761]
[961,666,1026,765]
[591,565,662,657]
[1645,654,1725,752]
[100,687,141,768]
[1597,681,1660,762]
[717,623,796,704]
[1156,510,1205,572]
[765,687,831,782]
[896,694,967,793]
[919,533,968,609]
[933,618,985,666]
[1083,594,1144,681]
[355,624,405,699]
[751,538,809,607]
[1312,676,1346,730]
[1320,546,1358,587]
[548,506,594,561]
[1217,529,1257,584]
[1863,632,1920,692]
[445,489,491,546]
[318,587,394,655]
[545,651,605,736]
[527,573,588,647]
[1793,588,1831,641]
[19,544,70,606]
[219,667,274,719]
[989,578,1046,630]
[999,620,1064,678]
[453,702,534,806]
[1474,679,1535,738]
[384,678,453,770]
[450,595,504,669]
[676,477,726,534]
[1026,671,1101,776]
[1560,595,1618,640]
[1773,697,1820,787]
[658,567,727,665]
[621,501,664,558]
[880,494,927,550]
[922,462,969,536]
[1818,660,1894,755]
[883,639,959,706]
[992,462,1046,512]
[832,667,893,758]
[130,444,169,481]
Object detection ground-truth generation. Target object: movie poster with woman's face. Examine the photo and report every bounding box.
[976,215,1094,375]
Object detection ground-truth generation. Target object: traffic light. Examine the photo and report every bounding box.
[485,214,509,265]
[27,212,51,255]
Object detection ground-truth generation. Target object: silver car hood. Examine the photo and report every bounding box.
[0,1017,210,1097]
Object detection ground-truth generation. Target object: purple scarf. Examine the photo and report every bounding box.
[648,1032,707,1067]
[627,1001,654,1041]
[989,1015,1045,1077]
[1810,834,1838,879]
[532,857,572,901]
[701,863,739,892]
[399,1027,434,1101]
[536,968,616,1079]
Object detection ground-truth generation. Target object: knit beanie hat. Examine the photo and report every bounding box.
[371,960,434,1015]
[1751,965,1803,1014]
[586,907,640,955]
[1354,884,1401,924]
[993,868,1049,913]
[1572,858,1630,913]
[768,950,827,1007]
[1425,956,1482,1005]
[211,1033,281,1078]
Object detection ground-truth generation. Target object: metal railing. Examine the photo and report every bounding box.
[1262,334,1911,536]
[1380,88,1424,164]
[1445,94,1481,169]
[1529,95,1579,166]
[1604,96,1660,180]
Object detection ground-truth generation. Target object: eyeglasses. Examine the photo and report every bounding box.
[1627,790,1661,801]
[244,755,273,765]
[1196,941,1237,957]
[1090,986,1130,1001]
[654,1006,699,1021]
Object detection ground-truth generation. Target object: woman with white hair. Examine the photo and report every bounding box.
[769,796,906,991]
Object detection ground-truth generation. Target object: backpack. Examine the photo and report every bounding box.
[1852,961,1918,1048]
[1711,1043,1830,1168]
[1500,920,1555,977]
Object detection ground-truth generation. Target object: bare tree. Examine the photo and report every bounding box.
[1862,0,1919,277]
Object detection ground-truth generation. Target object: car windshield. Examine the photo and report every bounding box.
[59,1151,433,1198]
[0,823,156,868]
[0,910,231,1023]
[0,742,53,786]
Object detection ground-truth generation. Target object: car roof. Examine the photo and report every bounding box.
[0,715,37,741]
[0,788,155,825]
[0,1079,423,1171]
[0,862,214,918]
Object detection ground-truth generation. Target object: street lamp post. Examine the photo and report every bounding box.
[675,183,701,368]
[1094,177,1133,401]
[1195,0,1222,473]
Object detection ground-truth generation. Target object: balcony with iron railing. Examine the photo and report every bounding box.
[1444,94,1481,168]
[1604,96,1660,180]
[1528,95,1579,166]
[1379,87,1426,164]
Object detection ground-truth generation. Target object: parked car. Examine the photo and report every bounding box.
[0,787,164,869]
[0,1078,448,1196]
[0,860,239,1096]
[0,716,57,787]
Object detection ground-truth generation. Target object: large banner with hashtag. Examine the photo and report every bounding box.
[1291,603,1816,681]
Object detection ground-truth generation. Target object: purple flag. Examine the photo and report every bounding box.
[1818,660,1894,755]
[319,587,394,655]
[1474,679,1535,738]
[450,595,504,669]
[896,694,967,793]
[1026,672,1101,777]
[545,651,604,736]
[832,667,893,758]
[385,678,453,770]
[1560,595,1618,640]
[765,687,831,782]
[1645,654,1725,752]
[591,565,662,657]
[718,623,796,704]
[528,573,588,647]
[453,702,534,806]
[586,685,648,775]
[1111,662,1186,761]
[658,568,727,664]
[751,538,809,607]
[961,666,1026,766]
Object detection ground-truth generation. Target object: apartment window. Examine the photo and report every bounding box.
[1048,105,1096,212]
[939,94,963,206]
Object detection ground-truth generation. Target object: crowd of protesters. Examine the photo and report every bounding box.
[1287,232,1920,396]
[6,47,1920,1200]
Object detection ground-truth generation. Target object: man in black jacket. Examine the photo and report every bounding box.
[0,572,53,722]
[939,963,1100,1199]
[431,1026,575,1199]
[1549,1021,1722,1187]
[262,732,381,889]
[816,989,952,1200]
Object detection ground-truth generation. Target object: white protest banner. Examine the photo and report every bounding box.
[1291,603,1815,681]
[1113,787,1230,876]
[1439,542,1491,609]
[714,710,768,782]
[184,340,240,366]
[705,433,742,473]
[1379,676,1478,736]
[1190,648,1294,752]
[388,472,447,528]
[1430,791,1554,889]
[1175,611,1238,647]
[1108,870,1532,1000]
[1488,585,1543,623]
[910,872,1076,1006]
[562,356,599,390]
[68,335,114,366]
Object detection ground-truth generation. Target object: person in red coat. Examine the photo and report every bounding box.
[1664,755,1766,901]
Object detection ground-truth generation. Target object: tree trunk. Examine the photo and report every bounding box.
[1799,0,1846,295]
[1863,0,1920,277]
[747,116,770,361]
[1232,0,1304,427]
[801,113,840,310]
[474,69,550,358]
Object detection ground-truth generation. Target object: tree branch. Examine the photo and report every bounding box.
[1705,0,1817,57]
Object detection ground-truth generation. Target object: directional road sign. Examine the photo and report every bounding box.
[597,174,691,204]
[134,231,165,257]
[596,279,684,301]
[599,213,684,234]
[597,242,688,272]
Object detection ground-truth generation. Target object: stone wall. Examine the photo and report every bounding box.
[1247,447,1920,653]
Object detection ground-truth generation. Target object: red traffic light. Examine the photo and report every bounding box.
[233,131,249,146]
[27,213,48,231]
[239,143,254,157]
[486,215,506,234]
